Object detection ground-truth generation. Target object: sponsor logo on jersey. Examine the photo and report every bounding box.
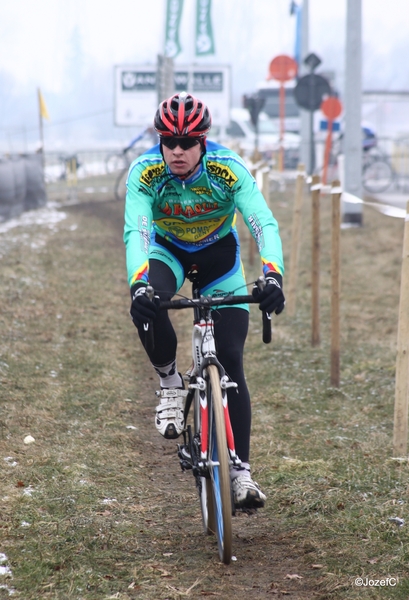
[159,200,219,218]
[138,185,151,196]
[248,213,264,250]
[207,161,238,187]
[139,163,165,187]
[191,186,212,195]
[155,216,227,242]
[211,288,234,298]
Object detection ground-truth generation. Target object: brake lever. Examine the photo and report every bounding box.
[256,276,272,344]
[144,285,155,351]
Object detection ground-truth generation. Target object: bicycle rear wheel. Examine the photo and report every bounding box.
[193,389,215,536]
[207,364,232,564]
[362,159,394,194]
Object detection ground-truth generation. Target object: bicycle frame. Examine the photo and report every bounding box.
[147,276,272,563]
[186,286,240,469]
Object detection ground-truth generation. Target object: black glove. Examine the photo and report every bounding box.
[252,272,285,315]
[130,283,159,328]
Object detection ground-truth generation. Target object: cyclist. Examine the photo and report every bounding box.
[124,91,285,509]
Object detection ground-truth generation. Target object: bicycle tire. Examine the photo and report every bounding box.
[362,159,394,194]
[114,167,128,202]
[207,364,232,564]
[193,389,216,535]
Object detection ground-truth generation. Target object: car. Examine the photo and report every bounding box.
[210,108,300,167]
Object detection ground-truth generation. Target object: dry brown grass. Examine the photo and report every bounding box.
[0,174,408,599]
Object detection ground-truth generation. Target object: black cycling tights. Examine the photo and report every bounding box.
[136,259,252,463]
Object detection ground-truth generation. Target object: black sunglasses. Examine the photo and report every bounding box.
[161,137,200,151]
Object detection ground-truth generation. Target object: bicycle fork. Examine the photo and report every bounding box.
[189,314,241,468]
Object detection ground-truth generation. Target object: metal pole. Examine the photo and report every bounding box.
[299,0,311,173]
[37,88,45,175]
[309,103,315,174]
[343,0,363,225]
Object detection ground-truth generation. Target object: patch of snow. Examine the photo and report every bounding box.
[0,204,66,234]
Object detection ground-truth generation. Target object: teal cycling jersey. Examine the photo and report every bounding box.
[123,140,284,287]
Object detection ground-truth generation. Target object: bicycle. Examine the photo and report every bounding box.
[361,148,395,194]
[105,128,157,201]
[144,271,271,564]
[323,133,395,194]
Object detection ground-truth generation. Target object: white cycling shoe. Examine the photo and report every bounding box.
[155,388,188,439]
[231,467,266,509]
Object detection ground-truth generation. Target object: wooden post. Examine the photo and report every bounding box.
[393,200,409,456]
[287,164,305,316]
[311,175,321,346]
[331,181,342,387]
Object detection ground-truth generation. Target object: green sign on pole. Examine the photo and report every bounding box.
[164,0,184,58]
[195,0,215,56]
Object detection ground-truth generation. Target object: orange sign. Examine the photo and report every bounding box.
[268,55,298,82]
[321,97,342,120]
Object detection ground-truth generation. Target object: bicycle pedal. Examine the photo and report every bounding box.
[236,507,258,515]
[177,445,192,471]
[179,459,193,471]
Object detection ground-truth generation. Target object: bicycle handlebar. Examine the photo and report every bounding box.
[155,292,272,344]
[158,294,255,310]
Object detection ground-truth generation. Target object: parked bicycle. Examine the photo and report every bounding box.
[361,148,395,194]
[144,272,271,564]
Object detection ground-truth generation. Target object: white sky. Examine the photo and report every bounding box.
[0,0,408,150]
[0,0,408,95]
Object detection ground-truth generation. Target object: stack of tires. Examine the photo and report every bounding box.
[0,154,47,222]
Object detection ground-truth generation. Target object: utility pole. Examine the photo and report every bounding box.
[157,55,174,105]
[343,0,363,225]
[299,0,310,173]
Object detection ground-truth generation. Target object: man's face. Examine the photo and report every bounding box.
[161,138,202,176]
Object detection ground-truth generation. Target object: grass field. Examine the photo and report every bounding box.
[0,174,408,599]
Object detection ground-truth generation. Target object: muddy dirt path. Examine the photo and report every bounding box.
[65,197,320,599]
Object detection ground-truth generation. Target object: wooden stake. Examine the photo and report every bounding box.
[311,175,321,346]
[393,200,409,456]
[287,164,305,316]
[330,181,342,387]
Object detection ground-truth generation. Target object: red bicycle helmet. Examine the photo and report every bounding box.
[154,91,212,137]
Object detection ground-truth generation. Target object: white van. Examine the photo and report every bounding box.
[211,108,300,167]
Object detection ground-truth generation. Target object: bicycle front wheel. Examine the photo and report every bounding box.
[207,364,232,564]
[362,159,394,194]
[193,389,215,536]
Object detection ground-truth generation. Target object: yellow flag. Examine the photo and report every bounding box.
[38,89,50,120]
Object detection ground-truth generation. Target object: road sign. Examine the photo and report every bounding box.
[114,64,231,127]
[268,55,297,171]
[294,74,331,112]
[304,52,322,72]
[320,120,340,132]
[320,97,343,184]
[268,55,298,82]
[321,96,342,120]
